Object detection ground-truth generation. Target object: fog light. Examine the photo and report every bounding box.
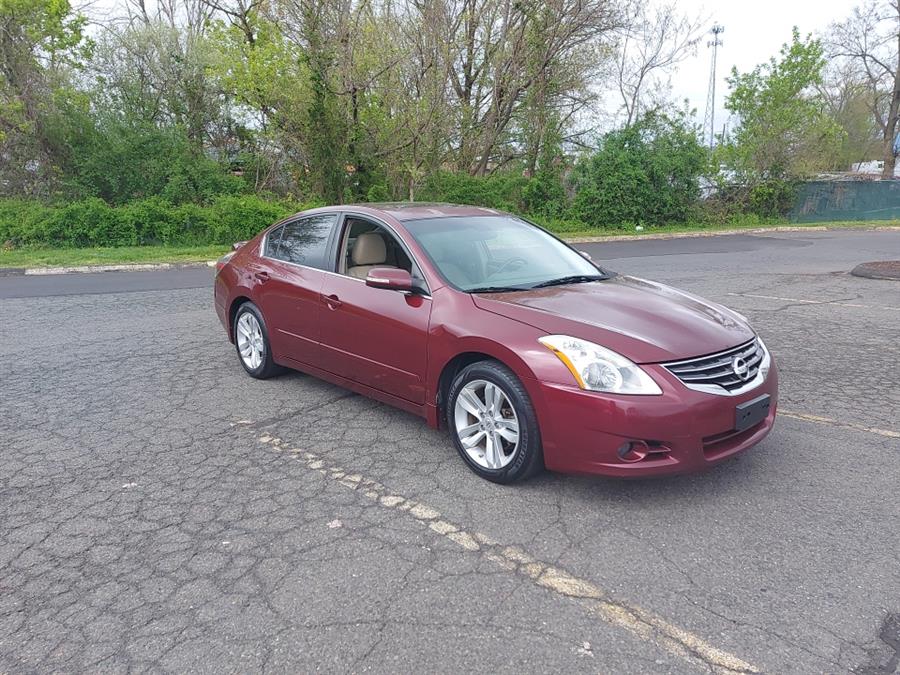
[617,440,671,463]
[617,440,650,463]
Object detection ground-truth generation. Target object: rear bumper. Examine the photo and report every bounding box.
[535,364,778,477]
[213,272,232,340]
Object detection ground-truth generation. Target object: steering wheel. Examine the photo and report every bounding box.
[488,256,529,278]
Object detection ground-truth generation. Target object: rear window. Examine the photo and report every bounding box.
[264,225,284,257]
[266,214,337,269]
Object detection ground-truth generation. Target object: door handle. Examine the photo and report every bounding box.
[253,270,270,283]
[325,294,342,310]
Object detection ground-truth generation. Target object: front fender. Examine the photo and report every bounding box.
[424,288,577,430]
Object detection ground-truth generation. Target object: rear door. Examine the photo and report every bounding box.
[318,216,432,404]
[251,214,338,366]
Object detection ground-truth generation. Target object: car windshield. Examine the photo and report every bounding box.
[402,216,608,292]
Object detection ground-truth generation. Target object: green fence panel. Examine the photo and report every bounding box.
[792,180,900,222]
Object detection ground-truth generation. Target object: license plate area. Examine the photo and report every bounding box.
[735,394,771,432]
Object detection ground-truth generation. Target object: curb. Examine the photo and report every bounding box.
[0,261,216,277]
[850,261,900,280]
[563,224,900,244]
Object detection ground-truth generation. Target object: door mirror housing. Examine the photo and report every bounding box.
[366,267,414,292]
[578,250,593,261]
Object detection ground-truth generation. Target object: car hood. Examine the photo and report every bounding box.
[471,275,754,364]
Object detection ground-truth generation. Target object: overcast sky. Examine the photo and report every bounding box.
[668,0,853,134]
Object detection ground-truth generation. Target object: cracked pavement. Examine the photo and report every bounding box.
[1,230,899,673]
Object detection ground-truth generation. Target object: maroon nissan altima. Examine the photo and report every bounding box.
[214,204,777,483]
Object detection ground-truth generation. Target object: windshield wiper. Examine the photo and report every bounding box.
[530,274,605,289]
[467,285,528,294]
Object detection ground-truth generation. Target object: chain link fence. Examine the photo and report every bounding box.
[792,180,900,223]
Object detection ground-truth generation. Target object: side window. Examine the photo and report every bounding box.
[264,224,285,258]
[273,214,337,269]
[340,218,413,277]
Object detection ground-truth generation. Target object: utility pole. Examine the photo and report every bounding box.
[703,24,725,149]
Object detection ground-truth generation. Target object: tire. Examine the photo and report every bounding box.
[232,301,282,379]
[446,360,543,484]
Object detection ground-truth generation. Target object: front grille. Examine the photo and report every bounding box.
[663,338,763,393]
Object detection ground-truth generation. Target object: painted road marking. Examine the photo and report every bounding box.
[255,431,759,674]
[780,411,900,439]
[727,293,900,312]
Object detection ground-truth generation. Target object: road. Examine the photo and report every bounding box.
[2,230,899,673]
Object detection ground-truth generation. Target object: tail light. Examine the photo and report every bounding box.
[215,251,236,273]
[216,241,246,273]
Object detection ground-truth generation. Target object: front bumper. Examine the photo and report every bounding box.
[535,363,779,477]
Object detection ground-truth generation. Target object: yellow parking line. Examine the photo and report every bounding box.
[780,411,900,439]
[727,293,900,312]
[255,431,759,674]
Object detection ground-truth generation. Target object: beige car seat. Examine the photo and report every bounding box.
[348,232,398,279]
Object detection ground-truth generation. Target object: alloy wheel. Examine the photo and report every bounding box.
[236,311,265,370]
[453,379,520,470]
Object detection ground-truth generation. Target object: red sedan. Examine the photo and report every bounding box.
[214,204,777,483]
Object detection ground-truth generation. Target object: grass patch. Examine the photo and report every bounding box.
[0,244,229,269]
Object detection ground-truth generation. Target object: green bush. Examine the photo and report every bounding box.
[204,195,295,244]
[119,197,181,245]
[571,111,706,228]
[41,198,137,246]
[521,171,567,217]
[0,195,305,248]
[66,122,244,205]
[418,171,529,211]
[748,179,797,218]
[365,183,391,202]
[0,200,55,246]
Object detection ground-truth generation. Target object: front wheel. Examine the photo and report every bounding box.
[447,361,543,484]
[233,302,281,379]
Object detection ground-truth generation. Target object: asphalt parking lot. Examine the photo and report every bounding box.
[2,229,899,673]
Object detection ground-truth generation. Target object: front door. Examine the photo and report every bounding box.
[318,218,432,404]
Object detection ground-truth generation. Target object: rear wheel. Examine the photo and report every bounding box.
[233,302,281,379]
[447,361,543,484]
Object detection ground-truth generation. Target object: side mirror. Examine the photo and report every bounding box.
[579,250,593,261]
[366,267,413,292]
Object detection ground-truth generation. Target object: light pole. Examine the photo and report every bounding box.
[703,24,725,149]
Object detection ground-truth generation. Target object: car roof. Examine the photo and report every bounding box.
[304,203,507,222]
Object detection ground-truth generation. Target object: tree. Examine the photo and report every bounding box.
[829,0,900,178]
[610,2,704,126]
[442,0,622,175]
[819,58,883,169]
[571,110,705,227]
[828,1,900,178]
[723,29,843,180]
[0,0,88,196]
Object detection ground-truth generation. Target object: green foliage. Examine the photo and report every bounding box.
[64,122,243,205]
[571,111,706,228]
[204,195,294,244]
[521,139,567,217]
[0,0,90,193]
[418,172,529,211]
[0,195,302,248]
[0,199,54,245]
[748,180,798,218]
[722,29,843,181]
[365,184,391,202]
[0,0,87,57]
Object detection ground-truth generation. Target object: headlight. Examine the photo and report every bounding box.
[538,335,662,395]
[757,336,771,379]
